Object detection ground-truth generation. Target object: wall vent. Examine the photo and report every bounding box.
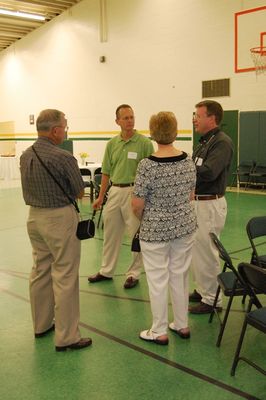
[202,78,230,98]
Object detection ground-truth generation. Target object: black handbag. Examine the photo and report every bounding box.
[32,145,95,240]
[76,218,95,240]
[131,228,141,252]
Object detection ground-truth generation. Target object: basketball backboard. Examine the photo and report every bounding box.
[234,6,266,73]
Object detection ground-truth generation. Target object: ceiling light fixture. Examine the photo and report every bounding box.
[0,9,45,21]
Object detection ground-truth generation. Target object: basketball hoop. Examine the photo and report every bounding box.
[250,46,266,75]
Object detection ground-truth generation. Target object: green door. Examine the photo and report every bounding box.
[58,139,73,154]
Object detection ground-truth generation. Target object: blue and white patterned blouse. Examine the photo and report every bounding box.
[133,152,197,242]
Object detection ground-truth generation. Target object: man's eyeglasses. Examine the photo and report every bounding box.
[54,125,69,133]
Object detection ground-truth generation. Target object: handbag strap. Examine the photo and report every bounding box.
[32,145,80,213]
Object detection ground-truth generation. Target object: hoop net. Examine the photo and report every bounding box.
[250,46,266,75]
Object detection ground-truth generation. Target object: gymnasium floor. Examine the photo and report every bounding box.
[0,182,265,400]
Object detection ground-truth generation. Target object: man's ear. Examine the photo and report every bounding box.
[50,127,59,143]
[209,114,216,125]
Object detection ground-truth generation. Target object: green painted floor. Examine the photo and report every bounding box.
[0,186,265,400]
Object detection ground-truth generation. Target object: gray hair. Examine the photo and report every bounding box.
[36,109,65,132]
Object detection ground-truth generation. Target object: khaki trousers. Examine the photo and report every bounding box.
[100,185,143,279]
[191,197,227,307]
[27,205,81,347]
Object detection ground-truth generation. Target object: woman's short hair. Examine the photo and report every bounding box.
[36,109,64,132]
[149,112,177,144]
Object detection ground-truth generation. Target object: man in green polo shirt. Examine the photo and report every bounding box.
[88,104,154,288]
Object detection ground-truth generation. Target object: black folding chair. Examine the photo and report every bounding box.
[246,216,266,269]
[230,160,256,189]
[231,262,266,376]
[209,233,248,347]
[94,167,102,175]
[79,168,93,200]
[249,164,266,190]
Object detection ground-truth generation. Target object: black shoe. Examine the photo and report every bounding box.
[35,325,55,338]
[55,337,92,352]
[189,290,202,303]
[124,277,139,289]
[88,272,112,283]
[189,302,222,314]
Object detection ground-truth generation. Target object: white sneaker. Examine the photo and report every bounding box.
[139,329,168,345]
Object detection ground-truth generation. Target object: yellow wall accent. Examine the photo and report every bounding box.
[0,129,192,139]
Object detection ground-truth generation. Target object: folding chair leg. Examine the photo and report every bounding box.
[97,206,104,228]
[208,286,221,323]
[216,295,233,347]
[90,182,94,203]
[231,318,248,376]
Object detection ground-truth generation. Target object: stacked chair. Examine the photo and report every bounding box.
[249,164,266,190]
[230,160,256,189]
[231,262,266,376]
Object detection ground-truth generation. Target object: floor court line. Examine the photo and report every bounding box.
[0,270,247,314]
[0,286,259,400]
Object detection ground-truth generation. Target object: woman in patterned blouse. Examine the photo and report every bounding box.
[132,111,197,345]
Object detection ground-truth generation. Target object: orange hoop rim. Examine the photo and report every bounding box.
[250,46,266,55]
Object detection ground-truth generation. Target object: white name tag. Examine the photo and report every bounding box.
[128,152,137,159]
[196,157,203,166]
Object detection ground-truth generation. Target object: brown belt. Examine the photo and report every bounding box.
[194,194,223,201]
[112,183,134,188]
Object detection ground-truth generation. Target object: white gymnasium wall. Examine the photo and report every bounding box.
[0,0,265,160]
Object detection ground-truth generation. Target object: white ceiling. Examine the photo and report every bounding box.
[0,0,82,52]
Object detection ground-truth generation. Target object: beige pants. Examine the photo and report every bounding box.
[191,197,227,307]
[27,205,81,347]
[100,185,143,279]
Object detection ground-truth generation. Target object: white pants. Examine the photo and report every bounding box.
[140,234,195,336]
[100,186,143,278]
[191,197,227,307]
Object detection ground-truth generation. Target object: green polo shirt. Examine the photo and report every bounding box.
[101,130,154,184]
